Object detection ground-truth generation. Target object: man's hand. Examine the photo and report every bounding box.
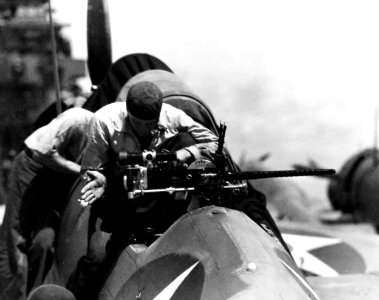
[176,149,194,165]
[78,170,106,207]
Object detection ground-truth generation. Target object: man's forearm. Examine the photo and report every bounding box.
[35,151,81,175]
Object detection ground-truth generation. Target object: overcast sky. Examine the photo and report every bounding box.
[52,0,379,200]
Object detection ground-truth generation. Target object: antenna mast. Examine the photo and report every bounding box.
[373,107,378,166]
[47,0,62,115]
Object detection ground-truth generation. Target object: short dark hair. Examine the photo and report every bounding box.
[126,81,163,120]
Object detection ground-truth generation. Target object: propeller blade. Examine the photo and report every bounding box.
[87,0,112,86]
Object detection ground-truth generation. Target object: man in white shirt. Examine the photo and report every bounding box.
[0,108,93,300]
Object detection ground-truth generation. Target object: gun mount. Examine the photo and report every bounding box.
[118,125,335,205]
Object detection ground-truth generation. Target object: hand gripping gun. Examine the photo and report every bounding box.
[117,124,336,205]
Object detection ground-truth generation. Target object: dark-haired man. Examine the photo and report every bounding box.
[68,81,219,299]
[79,81,218,207]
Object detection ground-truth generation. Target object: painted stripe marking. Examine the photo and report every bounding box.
[154,261,200,300]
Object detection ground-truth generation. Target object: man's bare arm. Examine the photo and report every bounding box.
[34,150,81,175]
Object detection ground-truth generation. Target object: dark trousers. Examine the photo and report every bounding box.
[0,150,77,299]
[26,227,55,293]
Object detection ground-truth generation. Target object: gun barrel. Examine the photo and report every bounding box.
[226,168,336,181]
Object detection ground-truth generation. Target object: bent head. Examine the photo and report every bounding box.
[127,81,163,137]
[129,113,160,137]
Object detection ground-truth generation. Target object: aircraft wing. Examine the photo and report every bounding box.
[308,274,379,300]
[279,219,379,276]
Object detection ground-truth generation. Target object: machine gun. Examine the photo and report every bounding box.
[118,124,335,205]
